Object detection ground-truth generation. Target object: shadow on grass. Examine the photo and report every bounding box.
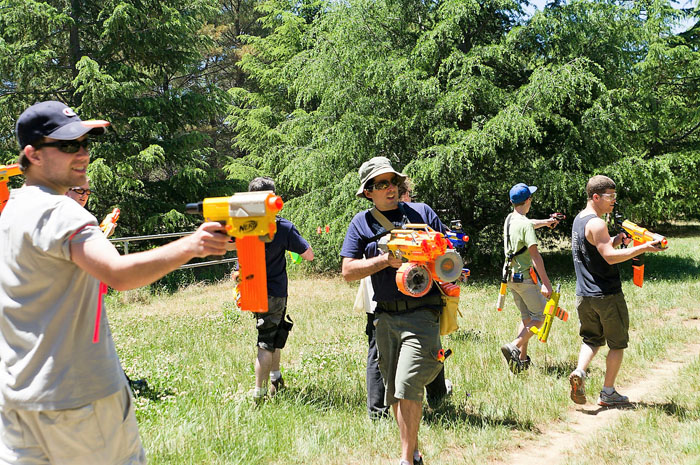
[422,400,536,432]
[540,360,578,379]
[635,400,695,420]
[449,328,485,343]
[129,378,175,402]
[654,223,700,238]
[280,384,365,412]
[578,400,694,420]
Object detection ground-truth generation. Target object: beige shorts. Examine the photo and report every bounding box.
[507,278,547,321]
[0,386,145,465]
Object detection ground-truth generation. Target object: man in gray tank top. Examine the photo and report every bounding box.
[0,101,231,464]
[569,175,665,407]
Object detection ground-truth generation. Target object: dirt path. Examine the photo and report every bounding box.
[491,318,700,465]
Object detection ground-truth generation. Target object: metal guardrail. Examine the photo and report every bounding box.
[109,231,237,270]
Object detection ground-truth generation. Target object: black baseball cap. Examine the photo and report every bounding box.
[16,101,110,167]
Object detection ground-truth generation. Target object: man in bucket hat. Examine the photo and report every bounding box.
[0,101,230,463]
[341,156,448,465]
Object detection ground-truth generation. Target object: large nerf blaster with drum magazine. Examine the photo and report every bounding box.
[530,283,568,343]
[0,164,22,214]
[186,191,284,312]
[378,224,464,298]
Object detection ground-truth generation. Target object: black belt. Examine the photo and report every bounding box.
[376,295,442,313]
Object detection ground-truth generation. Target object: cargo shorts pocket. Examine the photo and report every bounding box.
[38,403,105,458]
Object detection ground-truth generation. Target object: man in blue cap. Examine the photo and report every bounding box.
[500,183,560,373]
[0,101,230,463]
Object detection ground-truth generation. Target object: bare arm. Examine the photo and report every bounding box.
[71,222,230,291]
[341,254,402,282]
[529,244,553,298]
[531,218,559,229]
[587,217,663,265]
[300,247,314,261]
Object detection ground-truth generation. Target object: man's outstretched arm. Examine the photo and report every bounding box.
[71,222,230,291]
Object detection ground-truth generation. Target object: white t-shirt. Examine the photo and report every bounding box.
[0,185,125,410]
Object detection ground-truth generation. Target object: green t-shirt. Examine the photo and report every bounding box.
[503,212,538,273]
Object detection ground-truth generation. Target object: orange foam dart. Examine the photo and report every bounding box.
[554,306,568,322]
[439,281,460,297]
[324,224,330,233]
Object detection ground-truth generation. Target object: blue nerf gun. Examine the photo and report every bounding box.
[446,220,469,248]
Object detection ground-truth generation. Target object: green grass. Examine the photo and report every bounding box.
[568,356,700,465]
[108,226,700,464]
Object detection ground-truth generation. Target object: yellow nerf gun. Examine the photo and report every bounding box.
[186,191,283,312]
[620,220,668,287]
[0,164,22,214]
[380,224,463,297]
[530,283,568,343]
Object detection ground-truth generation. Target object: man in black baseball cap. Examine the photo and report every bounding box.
[16,100,110,171]
[0,102,230,463]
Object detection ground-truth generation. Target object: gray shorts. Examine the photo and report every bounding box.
[375,308,443,405]
[255,295,291,351]
[0,386,145,465]
[576,292,629,350]
[508,278,547,322]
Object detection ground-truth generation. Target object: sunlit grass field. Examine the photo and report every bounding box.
[108,225,700,464]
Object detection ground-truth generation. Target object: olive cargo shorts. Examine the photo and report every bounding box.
[375,308,443,406]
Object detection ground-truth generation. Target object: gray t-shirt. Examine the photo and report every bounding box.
[0,185,125,410]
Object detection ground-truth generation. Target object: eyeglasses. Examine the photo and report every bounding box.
[600,193,617,200]
[69,187,92,196]
[35,139,90,154]
[368,176,401,192]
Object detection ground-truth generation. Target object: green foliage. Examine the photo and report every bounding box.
[1,0,232,236]
[228,0,700,271]
[1,0,699,275]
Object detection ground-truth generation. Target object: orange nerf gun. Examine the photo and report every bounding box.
[379,224,463,297]
[530,283,568,343]
[0,164,22,214]
[100,208,120,237]
[620,220,668,287]
[186,191,283,312]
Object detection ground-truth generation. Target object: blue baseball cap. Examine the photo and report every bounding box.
[509,183,537,203]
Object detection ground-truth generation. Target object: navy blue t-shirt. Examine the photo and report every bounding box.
[340,202,446,302]
[263,217,310,297]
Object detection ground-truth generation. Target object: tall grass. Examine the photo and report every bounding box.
[108,226,700,464]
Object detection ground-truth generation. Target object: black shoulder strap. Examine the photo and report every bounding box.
[505,213,527,261]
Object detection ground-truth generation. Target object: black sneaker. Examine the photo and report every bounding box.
[270,376,285,396]
[520,355,532,371]
[500,343,521,373]
[413,451,424,465]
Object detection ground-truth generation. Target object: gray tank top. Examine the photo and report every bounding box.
[572,213,621,296]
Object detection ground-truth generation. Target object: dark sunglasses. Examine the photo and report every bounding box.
[35,139,90,154]
[69,187,92,196]
[368,176,401,192]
